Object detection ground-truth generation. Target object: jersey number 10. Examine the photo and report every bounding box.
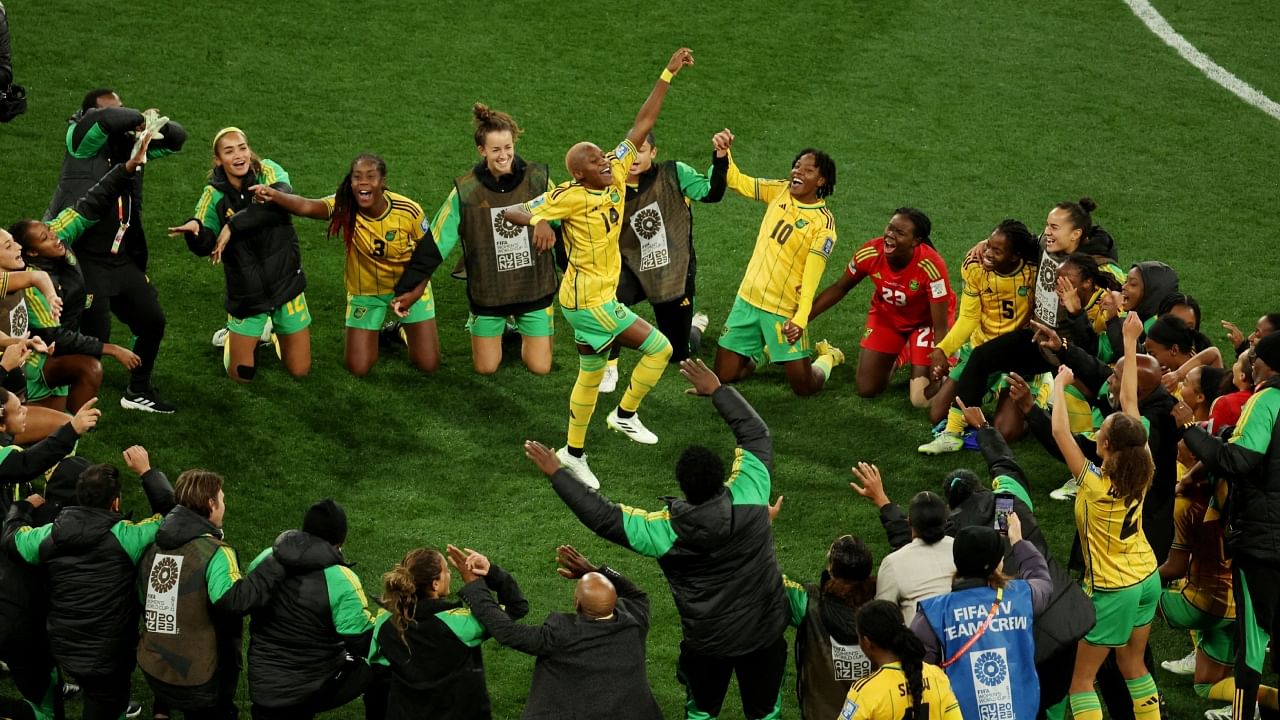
[769,220,794,245]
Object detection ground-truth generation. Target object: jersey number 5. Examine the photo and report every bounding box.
[881,287,908,307]
[1001,299,1016,320]
[769,219,794,245]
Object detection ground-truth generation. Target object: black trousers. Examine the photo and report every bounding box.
[676,636,787,720]
[250,658,374,720]
[80,260,165,388]
[1233,555,1280,720]
[0,622,62,720]
[955,328,1053,405]
[616,254,699,363]
[74,666,133,720]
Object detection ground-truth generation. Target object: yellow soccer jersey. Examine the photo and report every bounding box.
[1074,462,1158,594]
[726,153,836,321]
[522,139,634,310]
[839,662,963,720]
[323,191,428,296]
[959,257,1035,346]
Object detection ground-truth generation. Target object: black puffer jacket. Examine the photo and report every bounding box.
[247,530,365,707]
[1,468,173,677]
[183,160,306,318]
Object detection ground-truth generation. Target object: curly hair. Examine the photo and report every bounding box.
[381,548,444,643]
[1101,413,1154,504]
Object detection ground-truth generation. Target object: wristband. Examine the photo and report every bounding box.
[660,68,675,83]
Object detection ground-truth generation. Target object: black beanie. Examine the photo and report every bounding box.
[303,499,348,546]
[953,525,1004,579]
[1256,333,1280,375]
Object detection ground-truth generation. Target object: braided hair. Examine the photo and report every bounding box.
[327,153,387,246]
[994,219,1040,265]
[857,599,928,718]
[894,207,934,248]
[1061,253,1121,292]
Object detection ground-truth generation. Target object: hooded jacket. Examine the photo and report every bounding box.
[1097,261,1180,362]
[1185,377,1280,562]
[783,572,870,720]
[547,385,787,656]
[183,160,307,318]
[1,468,174,677]
[246,529,377,707]
[0,422,82,514]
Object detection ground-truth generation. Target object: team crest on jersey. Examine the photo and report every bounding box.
[795,219,809,229]
[609,190,621,205]
[909,280,920,291]
[353,307,367,320]
[1018,286,1030,296]
[384,231,396,243]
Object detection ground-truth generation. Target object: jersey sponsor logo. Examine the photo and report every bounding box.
[630,202,670,270]
[929,278,948,299]
[145,553,183,635]
[821,237,834,257]
[490,204,533,272]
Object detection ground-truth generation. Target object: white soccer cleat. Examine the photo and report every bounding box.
[259,318,274,344]
[599,364,619,393]
[917,432,962,455]
[1050,476,1080,501]
[211,327,228,348]
[1204,705,1261,720]
[691,312,710,333]
[1160,649,1197,676]
[607,408,658,445]
[556,446,600,490]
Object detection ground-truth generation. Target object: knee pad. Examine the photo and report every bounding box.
[234,364,257,381]
[909,376,931,408]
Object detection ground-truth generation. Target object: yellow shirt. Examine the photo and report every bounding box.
[840,662,963,720]
[1172,494,1235,619]
[1074,462,1157,593]
[323,192,428,296]
[938,257,1035,355]
[726,153,836,321]
[522,139,634,310]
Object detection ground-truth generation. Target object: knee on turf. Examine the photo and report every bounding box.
[909,376,931,408]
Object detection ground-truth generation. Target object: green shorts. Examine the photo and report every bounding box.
[1086,571,1161,646]
[561,300,638,352]
[468,306,555,338]
[718,296,810,363]
[1160,589,1236,665]
[228,293,312,338]
[345,286,436,331]
[24,352,68,403]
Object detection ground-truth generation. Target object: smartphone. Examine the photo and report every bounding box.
[994,497,1015,535]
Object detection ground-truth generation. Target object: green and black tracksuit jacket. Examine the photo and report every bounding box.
[549,385,789,657]
[246,530,379,708]
[44,105,186,271]
[0,422,82,513]
[183,160,307,318]
[370,564,528,720]
[1,468,174,678]
[1186,377,1280,562]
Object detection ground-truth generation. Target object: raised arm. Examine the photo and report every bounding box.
[624,48,694,148]
[1120,311,1142,419]
[1051,366,1089,478]
[250,184,331,220]
[458,580,556,657]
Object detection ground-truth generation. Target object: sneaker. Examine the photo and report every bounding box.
[606,408,658,445]
[120,387,177,414]
[815,339,846,367]
[917,432,963,455]
[1050,476,1080,501]
[691,312,710,334]
[125,701,142,718]
[1161,648,1197,676]
[61,680,80,698]
[555,446,600,490]
[211,327,228,348]
[599,364,619,394]
[379,320,402,348]
[1205,705,1261,720]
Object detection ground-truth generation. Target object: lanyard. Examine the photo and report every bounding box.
[940,586,1004,669]
[111,195,130,255]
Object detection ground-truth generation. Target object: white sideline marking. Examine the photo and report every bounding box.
[1123,0,1280,121]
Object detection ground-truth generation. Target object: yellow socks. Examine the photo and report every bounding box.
[619,329,671,414]
[567,353,607,450]
[1127,674,1160,719]
[945,405,967,435]
[1069,691,1103,720]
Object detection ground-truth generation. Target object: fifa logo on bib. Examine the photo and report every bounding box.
[490,205,533,272]
[969,648,1014,719]
[145,554,183,635]
[9,301,28,338]
[630,202,670,270]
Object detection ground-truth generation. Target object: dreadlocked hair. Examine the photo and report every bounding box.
[381,548,444,642]
[822,535,876,608]
[472,103,523,146]
[1148,314,1212,355]
[894,207,934,248]
[1062,252,1121,292]
[1055,196,1098,239]
[327,153,387,246]
[994,219,1040,265]
[793,148,837,199]
[857,600,927,718]
[1101,413,1154,505]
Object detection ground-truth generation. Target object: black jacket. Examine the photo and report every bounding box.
[1,468,174,677]
[0,423,81,514]
[376,564,527,720]
[183,162,307,318]
[247,530,372,707]
[459,565,660,720]
[0,1,11,90]
[549,385,788,656]
[1186,378,1280,562]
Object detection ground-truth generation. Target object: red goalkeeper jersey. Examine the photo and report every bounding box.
[848,237,953,333]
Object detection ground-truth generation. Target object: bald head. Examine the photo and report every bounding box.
[1110,353,1163,404]
[565,142,599,177]
[574,571,617,619]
